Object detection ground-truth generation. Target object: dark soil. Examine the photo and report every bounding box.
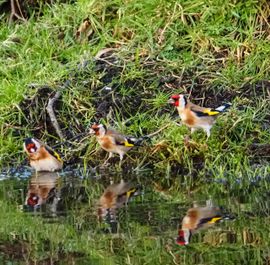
[0,240,84,264]
[249,143,270,161]
[0,0,74,22]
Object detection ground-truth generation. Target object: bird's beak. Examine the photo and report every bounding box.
[168,98,175,104]
[175,237,188,246]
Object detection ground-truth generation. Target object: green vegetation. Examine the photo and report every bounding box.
[0,0,269,264]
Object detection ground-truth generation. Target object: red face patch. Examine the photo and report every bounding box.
[170,95,179,107]
[176,230,187,246]
[91,125,100,135]
[27,194,39,206]
[26,143,36,153]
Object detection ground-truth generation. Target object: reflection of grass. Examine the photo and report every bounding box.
[0,0,270,263]
[0,184,270,264]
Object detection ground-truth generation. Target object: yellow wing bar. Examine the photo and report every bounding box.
[208,217,222,224]
[124,141,135,147]
[203,109,220,116]
[126,188,137,198]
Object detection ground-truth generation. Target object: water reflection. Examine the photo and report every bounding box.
[176,201,235,246]
[1,166,270,264]
[24,171,60,212]
[97,181,140,233]
[22,170,90,217]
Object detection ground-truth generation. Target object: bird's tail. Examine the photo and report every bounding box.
[207,214,235,224]
[214,103,231,113]
[126,136,151,146]
[199,103,231,116]
[221,213,236,221]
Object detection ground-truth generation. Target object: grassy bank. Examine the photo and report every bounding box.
[0,0,269,169]
[0,0,270,264]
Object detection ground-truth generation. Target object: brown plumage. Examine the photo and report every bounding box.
[169,94,231,137]
[97,181,139,220]
[90,124,141,162]
[25,171,59,208]
[23,138,63,172]
[176,203,233,245]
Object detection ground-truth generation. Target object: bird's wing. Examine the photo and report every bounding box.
[107,129,135,147]
[196,206,223,228]
[118,186,138,199]
[190,103,220,117]
[116,186,139,207]
[44,145,62,162]
[197,215,223,227]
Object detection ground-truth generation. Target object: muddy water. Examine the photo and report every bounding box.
[0,167,270,264]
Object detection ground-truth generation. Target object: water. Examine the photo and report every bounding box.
[0,166,270,264]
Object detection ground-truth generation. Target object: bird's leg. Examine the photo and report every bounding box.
[118,153,124,168]
[205,127,211,139]
[191,128,197,134]
[103,152,113,165]
[109,177,114,185]
[206,199,214,207]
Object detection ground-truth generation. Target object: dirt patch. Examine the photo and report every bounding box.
[18,86,58,138]
[0,0,73,22]
[249,143,270,161]
[0,240,29,260]
[240,80,270,100]
[0,240,84,264]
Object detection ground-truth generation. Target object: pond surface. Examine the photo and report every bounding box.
[0,166,270,264]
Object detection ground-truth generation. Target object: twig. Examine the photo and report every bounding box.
[4,123,43,131]
[46,91,64,140]
[95,57,122,67]
[94,48,118,60]
[9,0,27,24]
[52,132,88,149]
[145,124,171,138]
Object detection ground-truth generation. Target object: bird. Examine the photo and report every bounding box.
[23,138,63,172]
[168,94,231,137]
[97,181,140,220]
[176,204,234,246]
[89,123,143,163]
[24,171,59,210]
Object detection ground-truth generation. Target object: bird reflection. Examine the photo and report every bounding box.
[24,171,60,212]
[176,201,234,245]
[97,181,140,233]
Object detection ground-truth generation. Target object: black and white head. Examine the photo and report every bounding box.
[24,138,41,154]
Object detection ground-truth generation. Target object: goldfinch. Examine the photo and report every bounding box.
[169,94,231,137]
[25,171,59,209]
[23,138,63,172]
[90,124,142,162]
[97,181,139,220]
[176,204,233,246]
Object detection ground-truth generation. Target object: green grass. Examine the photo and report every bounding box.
[0,0,270,264]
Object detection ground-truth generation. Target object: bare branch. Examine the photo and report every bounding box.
[46,91,64,140]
